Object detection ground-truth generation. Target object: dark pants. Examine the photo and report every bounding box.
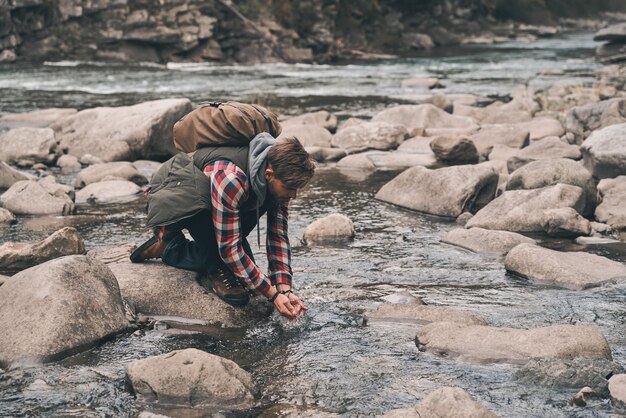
[160,209,261,275]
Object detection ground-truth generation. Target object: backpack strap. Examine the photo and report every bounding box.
[250,104,277,137]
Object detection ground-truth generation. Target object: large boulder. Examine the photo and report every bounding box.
[305,146,347,163]
[0,108,77,129]
[303,214,355,245]
[278,124,333,148]
[75,180,141,204]
[594,22,626,42]
[372,104,478,136]
[376,165,499,218]
[0,161,33,189]
[507,137,581,173]
[565,98,626,144]
[74,162,148,188]
[468,125,530,158]
[0,227,85,273]
[126,348,255,410]
[331,122,409,154]
[0,127,59,165]
[505,243,626,290]
[513,117,564,141]
[467,184,585,232]
[429,135,479,164]
[51,99,192,162]
[580,123,626,179]
[540,207,591,237]
[1,179,75,215]
[88,245,270,327]
[514,357,625,396]
[0,255,131,366]
[609,374,626,407]
[282,110,338,132]
[442,227,535,256]
[365,301,486,326]
[506,158,597,217]
[336,151,437,171]
[595,176,626,230]
[384,387,497,418]
[415,322,612,364]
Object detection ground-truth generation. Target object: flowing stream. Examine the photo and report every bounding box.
[1,32,626,417]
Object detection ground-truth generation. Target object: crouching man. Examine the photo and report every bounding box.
[130,134,316,320]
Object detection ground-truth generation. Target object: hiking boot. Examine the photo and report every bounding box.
[130,227,168,263]
[208,267,249,307]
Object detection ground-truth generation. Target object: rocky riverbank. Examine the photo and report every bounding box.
[1,0,626,65]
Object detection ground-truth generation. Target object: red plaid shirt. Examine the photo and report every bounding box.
[204,161,292,298]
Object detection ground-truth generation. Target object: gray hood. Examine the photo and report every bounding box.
[248,132,276,207]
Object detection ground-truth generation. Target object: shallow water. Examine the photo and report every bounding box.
[1,32,626,417]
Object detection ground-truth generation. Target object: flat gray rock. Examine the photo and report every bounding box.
[580,123,626,179]
[1,179,75,216]
[365,302,486,326]
[504,243,626,290]
[303,213,355,245]
[51,99,192,162]
[75,180,141,204]
[126,348,255,410]
[336,151,437,171]
[466,184,586,232]
[74,161,148,188]
[442,227,535,256]
[88,245,271,327]
[595,176,626,230]
[278,123,333,148]
[0,127,59,165]
[0,227,85,273]
[376,164,499,218]
[0,255,131,366]
[416,322,612,364]
[506,158,597,217]
[507,137,581,173]
[331,122,409,154]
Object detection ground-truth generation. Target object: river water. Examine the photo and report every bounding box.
[1,32,626,417]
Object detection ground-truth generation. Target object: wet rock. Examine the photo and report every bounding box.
[580,123,626,180]
[541,207,591,237]
[278,123,333,148]
[570,387,600,407]
[126,348,255,410]
[507,137,581,173]
[466,184,586,232]
[282,111,338,132]
[504,243,626,290]
[456,212,473,226]
[594,22,626,42]
[415,322,611,364]
[565,98,626,144]
[596,42,626,65]
[514,357,625,396]
[609,374,626,407]
[0,208,16,224]
[260,404,340,417]
[381,291,423,304]
[442,227,535,256]
[0,255,131,366]
[79,154,104,166]
[132,160,162,180]
[51,99,192,162]
[56,154,81,172]
[74,162,148,188]
[305,146,346,163]
[303,213,355,245]
[385,387,498,418]
[331,122,409,154]
[376,164,499,218]
[372,104,478,137]
[506,158,597,217]
[590,220,615,235]
[430,135,479,164]
[0,227,85,273]
[365,301,486,326]
[88,245,270,327]
[0,127,59,165]
[0,108,77,129]
[0,161,33,189]
[454,102,532,124]
[1,179,75,215]
[469,125,530,158]
[401,77,443,89]
[596,177,626,230]
[75,180,141,204]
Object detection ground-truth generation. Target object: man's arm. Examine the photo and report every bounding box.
[266,201,293,291]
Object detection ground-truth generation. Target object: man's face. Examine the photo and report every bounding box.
[265,167,298,204]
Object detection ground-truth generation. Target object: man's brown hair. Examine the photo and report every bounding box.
[267,136,316,189]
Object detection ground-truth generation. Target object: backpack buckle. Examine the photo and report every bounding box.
[208,101,221,107]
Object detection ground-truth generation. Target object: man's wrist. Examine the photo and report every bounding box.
[277,283,291,292]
